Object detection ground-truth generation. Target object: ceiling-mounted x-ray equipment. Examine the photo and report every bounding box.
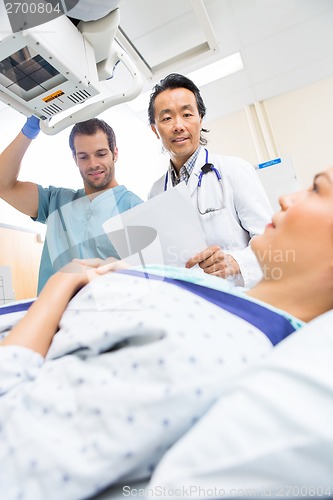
[0,6,143,134]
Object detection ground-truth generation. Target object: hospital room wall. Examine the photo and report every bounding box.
[206,75,333,190]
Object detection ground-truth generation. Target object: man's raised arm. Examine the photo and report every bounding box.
[0,116,41,217]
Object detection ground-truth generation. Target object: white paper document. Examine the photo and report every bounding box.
[102,183,207,268]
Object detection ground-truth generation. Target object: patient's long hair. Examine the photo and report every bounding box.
[69,118,117,155]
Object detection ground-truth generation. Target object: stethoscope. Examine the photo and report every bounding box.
[164,148,225,215]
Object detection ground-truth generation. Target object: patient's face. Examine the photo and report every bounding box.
[251,167,333,280]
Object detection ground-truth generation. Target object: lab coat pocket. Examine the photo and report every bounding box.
[199,208,238,251]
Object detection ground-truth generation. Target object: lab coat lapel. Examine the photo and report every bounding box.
[187,148,207,197]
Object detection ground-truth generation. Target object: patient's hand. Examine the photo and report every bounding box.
[70,257,130,278]
[0,257,131,357]
[45,258,130,301]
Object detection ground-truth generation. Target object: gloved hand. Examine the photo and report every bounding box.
[21,115,41,139]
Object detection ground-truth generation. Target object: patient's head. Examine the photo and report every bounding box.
[251,167,333,282]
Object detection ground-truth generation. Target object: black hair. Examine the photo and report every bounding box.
[148,73,209,145]
[69,118,117,155]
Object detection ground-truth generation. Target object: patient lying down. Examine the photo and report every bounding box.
[1,169,333,499]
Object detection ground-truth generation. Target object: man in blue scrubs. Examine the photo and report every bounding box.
[0,117,142,292]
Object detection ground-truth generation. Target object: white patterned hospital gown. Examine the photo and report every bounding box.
[0,267,300,500]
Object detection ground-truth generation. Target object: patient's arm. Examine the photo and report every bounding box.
[0,259,122,356]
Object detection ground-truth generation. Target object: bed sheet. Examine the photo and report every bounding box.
[0,299,35,340]
[149,310,333,498]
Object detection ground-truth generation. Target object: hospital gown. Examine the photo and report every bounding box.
[0,267,301,500]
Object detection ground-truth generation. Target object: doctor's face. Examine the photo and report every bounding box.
[251,167,333,280]
[151,87,203,172]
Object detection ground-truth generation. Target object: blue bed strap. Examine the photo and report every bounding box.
[0,300,34,315]
[0,272,296,346]
[120,269,296,346]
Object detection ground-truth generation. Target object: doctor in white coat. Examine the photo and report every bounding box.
[148,73,273,288]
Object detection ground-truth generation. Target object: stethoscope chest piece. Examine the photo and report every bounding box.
[197,152,225,215]
[164,149,225,215]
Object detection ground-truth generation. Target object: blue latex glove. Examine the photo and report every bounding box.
[21,115,40,139]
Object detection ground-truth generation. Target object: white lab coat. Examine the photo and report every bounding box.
[148,149,273,288]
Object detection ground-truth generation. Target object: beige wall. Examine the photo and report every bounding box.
[206,109,259,164]
[264,76,333,188]
[206,75,333,189]
[0,225,43,299]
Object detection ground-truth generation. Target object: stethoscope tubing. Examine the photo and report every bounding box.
[164,149,225,214]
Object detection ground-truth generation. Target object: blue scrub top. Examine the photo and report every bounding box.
[34,184,143,293]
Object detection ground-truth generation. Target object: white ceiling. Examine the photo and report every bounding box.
[117,0,333,122]
[1,0,333,126]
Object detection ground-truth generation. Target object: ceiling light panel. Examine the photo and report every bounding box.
[118,0,218,73]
